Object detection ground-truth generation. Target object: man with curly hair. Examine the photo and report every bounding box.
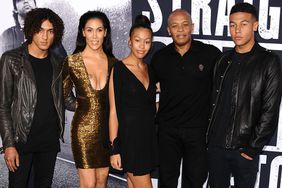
[0,0,66,58]
[0,8,65,187]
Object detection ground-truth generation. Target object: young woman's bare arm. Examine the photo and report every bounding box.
[108,68,122,170]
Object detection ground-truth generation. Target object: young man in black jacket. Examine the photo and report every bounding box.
[207,3,281,188]
[0,8,65,187]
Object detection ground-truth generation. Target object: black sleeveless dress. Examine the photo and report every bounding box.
[113,61,158,175]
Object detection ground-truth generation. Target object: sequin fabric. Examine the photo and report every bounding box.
[63,53,113,168]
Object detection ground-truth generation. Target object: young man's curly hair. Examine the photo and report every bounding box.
[24,8,64,45]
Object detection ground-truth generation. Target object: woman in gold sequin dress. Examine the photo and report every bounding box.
[62,11,116,188]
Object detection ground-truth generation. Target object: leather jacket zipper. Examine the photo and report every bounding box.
[51,68,64,142]
[206,59,232,143]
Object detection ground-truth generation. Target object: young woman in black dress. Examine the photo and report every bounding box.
[108,15,158,188]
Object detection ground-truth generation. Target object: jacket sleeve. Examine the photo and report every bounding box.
[62,57,77,112]
[0,53,15,149]
[244,54,282,158]
[0,30,9,57]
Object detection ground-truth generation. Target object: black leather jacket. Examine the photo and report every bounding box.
[207,43,282,157]
[0,43,65,150]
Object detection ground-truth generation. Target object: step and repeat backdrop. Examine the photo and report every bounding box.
[0,0,281,187]
[134,1,281,188]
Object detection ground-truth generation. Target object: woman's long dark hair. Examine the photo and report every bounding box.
[73,10,114,57]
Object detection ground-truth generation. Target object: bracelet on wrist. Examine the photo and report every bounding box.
[109,137,120,156]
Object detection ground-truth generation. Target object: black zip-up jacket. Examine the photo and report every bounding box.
[207,43,282,157]
[0,43,65,150]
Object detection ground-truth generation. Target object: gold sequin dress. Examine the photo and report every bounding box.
[62,53,115,168]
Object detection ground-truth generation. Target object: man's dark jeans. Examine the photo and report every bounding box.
[207,147,259,188]
[9,151,57,188]
[158,127,207,188]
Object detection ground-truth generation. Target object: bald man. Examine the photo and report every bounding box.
[151,9,221,188]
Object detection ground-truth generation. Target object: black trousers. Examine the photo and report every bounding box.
[158,127,207,188]
[9,151,57,188]
[207,147,259,188]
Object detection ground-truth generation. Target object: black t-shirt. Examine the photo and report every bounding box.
[209,51,252,147]
[151,40,221,128]
[16,54,60,153]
